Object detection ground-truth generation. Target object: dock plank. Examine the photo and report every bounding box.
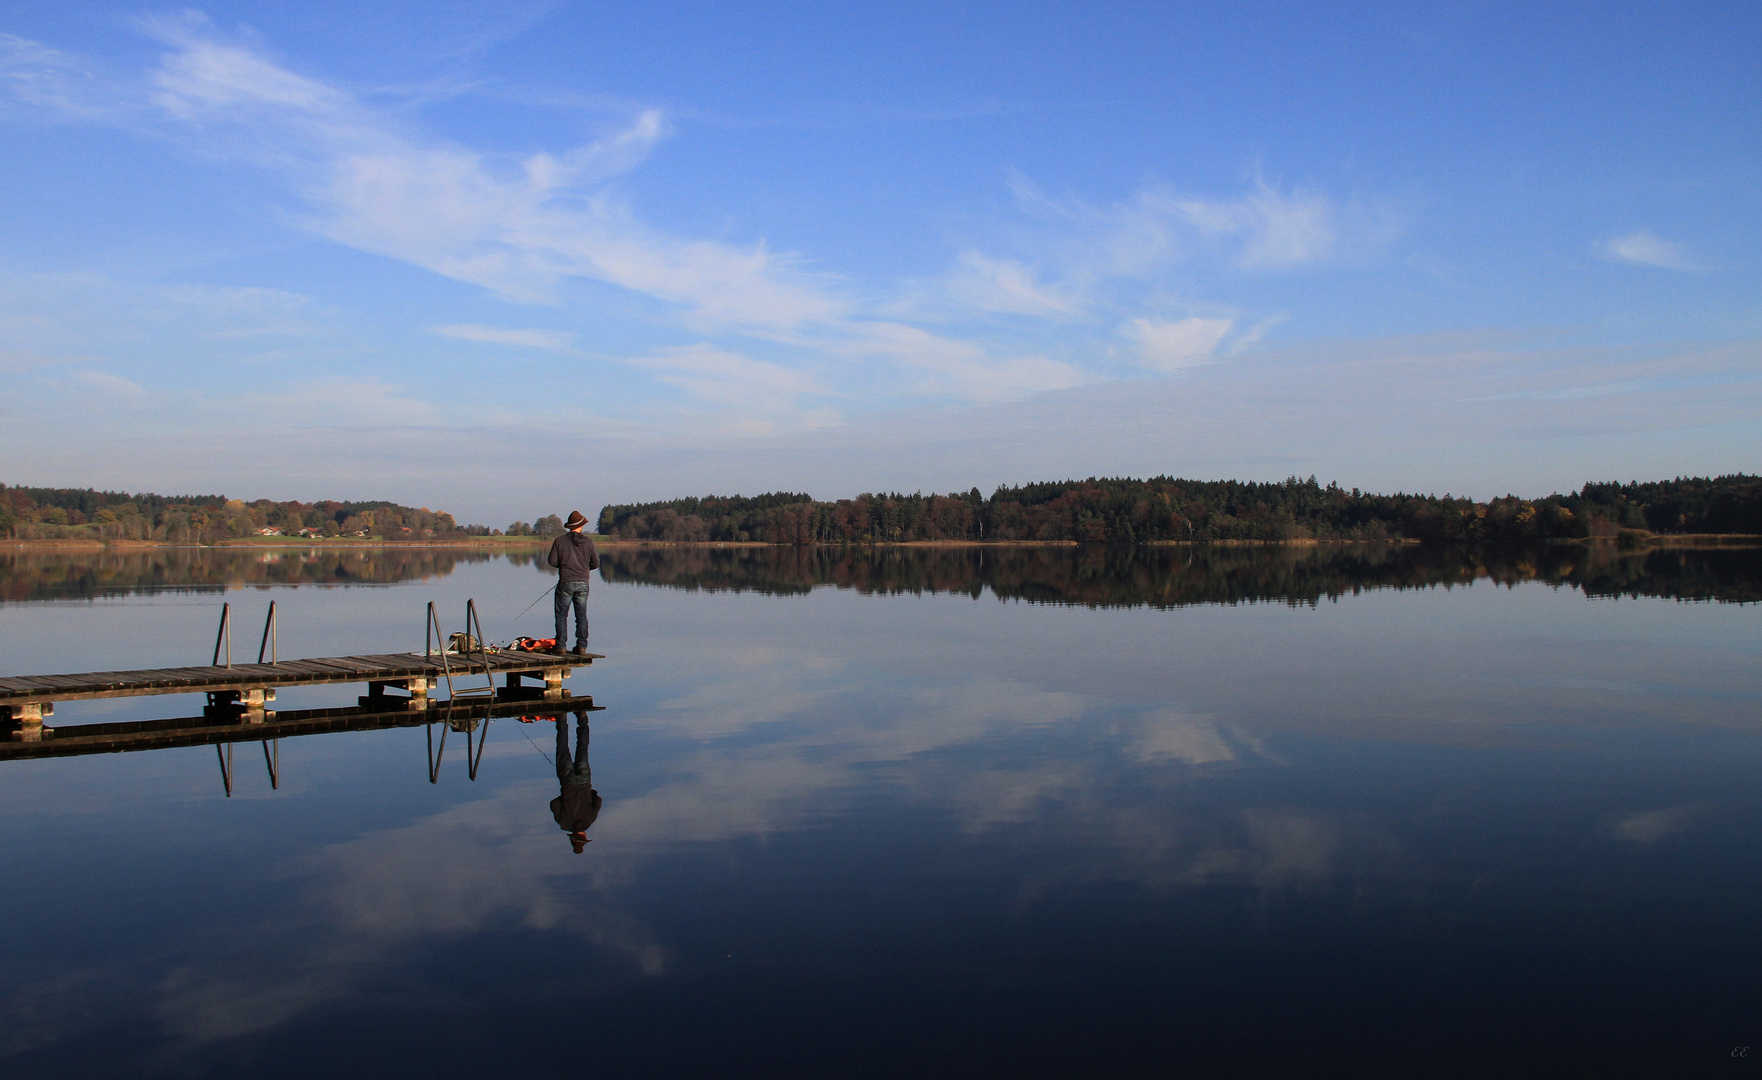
[345,651,424,669]
[352,653,428,666]
[9,676,88,691]
[349,654,438,667]
[141,674,225,690]
[299,659,391,675]
[258,660,353,676]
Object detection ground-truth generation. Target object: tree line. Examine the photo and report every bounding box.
[597,474,1762,545]
[0,486,494,543]
[10,473,1756,547]
[504,515,566,538]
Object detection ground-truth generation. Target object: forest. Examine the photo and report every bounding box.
[8,473,1757,547]
[598,474,1762,545]
[0,486,492,543]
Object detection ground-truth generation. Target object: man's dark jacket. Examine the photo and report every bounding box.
[546,531,600,582]
[551,785,602,832]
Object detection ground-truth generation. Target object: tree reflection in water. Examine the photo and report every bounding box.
[7,541,1757,606]
[0,546,514,601]
[598,541,1762,607]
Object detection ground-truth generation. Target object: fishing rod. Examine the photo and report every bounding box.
[511,584,556,623]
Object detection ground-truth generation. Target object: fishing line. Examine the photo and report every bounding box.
[517,722,558,767]
[510,584,556,625]
[498,577,576,769]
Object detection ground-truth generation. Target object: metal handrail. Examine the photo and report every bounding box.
[426,699,494,784]
[426,718,447,784]
[449,599,497,698]
[257,601,278,665]
[424,601,457,699]
[212,603,232,668]
[467,706,490,781]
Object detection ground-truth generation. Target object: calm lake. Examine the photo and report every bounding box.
[3,543,1761,1076]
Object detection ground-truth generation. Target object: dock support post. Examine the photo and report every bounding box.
[544,668,569,699]
[365,678,432,709]
[9,702,51,742]
[237,687,273,722]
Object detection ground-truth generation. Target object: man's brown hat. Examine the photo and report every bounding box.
[565,510,588,530]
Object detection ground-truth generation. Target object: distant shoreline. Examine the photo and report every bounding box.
[7,533,1760,552]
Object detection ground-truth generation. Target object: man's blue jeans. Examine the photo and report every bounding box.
[556,710,591,783]
[554,579,589,648]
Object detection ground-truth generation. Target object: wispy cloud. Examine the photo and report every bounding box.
[0,273,332,365]
[1008,175,1399,279]
[1159,184,1340,269]
[435,323,573,349]
[1602,229,1698,271]
[622,343,839,431]
[0,19,1393,433]
[943,251,1082,317]
[70,370,146,398]
[1227,313,1288,355]
[0,32,124,120]
[1128,316,1234,372]
[119,16,848,331]
[159,284,327,338]
[846,322,1084,404]
[242,377,441,426]
[1127,709,1240,764]
[1613,804,1699,842]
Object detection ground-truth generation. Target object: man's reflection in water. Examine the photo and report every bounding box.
[551,709,601,853]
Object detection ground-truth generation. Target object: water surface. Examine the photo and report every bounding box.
[2,543,1760,1076]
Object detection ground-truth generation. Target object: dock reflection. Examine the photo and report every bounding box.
[0,691,606,798]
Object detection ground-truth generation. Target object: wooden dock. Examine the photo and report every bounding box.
[4,598,604,746]
[2,648,602,740]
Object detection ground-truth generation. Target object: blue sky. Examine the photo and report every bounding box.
[1,1,1757,522]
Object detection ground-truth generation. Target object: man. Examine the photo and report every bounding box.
[551,709,601,854]
[546,510,599,656]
